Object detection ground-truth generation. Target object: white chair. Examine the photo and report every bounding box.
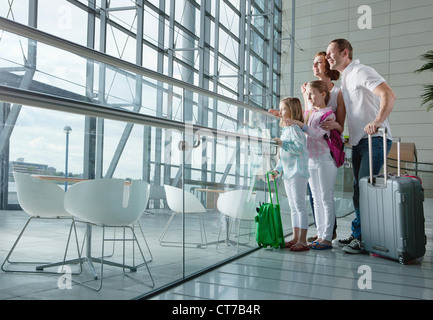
[63,178,154,291]
[159,185,208,248]
[1,172,81,274]
[216,189,257,251]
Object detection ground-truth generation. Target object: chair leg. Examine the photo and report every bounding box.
[1,216,82,275]
[198,213,208,249]
[235,221,241,252]
[216,218,255,253]
[37,218,83,274]
[135,221,153,263]
[97,227,106,291]
[1,216,33,272]
[70,225,155,291]
[68,226,106,292]
[158,211,177,245]
[102,227,117,259]
[122,226,155,289]
[216,217,225,252]
[159,211,208,248]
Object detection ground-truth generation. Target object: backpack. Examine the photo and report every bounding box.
[320,111,345,168]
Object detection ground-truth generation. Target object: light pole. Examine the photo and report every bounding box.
[64,126,72,191]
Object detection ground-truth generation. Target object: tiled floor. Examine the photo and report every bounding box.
[150,199,433,300]
[1,199,432,300]
[0,208,262,300]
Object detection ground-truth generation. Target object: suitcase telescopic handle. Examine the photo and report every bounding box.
[368,127,401,186]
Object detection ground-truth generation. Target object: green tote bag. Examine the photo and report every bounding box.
[255,172,285,249]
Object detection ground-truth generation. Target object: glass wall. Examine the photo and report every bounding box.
[0,1,353,299]
[0,2,285,297]
[0,0,283,205]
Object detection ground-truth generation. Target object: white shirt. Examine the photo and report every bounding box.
[340,59,392,146]
[274,125,309,180]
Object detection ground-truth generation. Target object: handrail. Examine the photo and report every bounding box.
[0,17,275,118]
[387,157,433,175]
[387,157,433,167]
[0,85,276,145]
[387,166,431,175]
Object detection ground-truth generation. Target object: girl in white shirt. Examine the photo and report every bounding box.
[287,81,337,250]
[271,97,310,252]
[302,52,346,243]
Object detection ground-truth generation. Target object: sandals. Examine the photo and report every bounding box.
[285,241,296,248]
[307,235,318,242]
[290,243,310,252]
[286,240,312,252]
[309,241,333,250]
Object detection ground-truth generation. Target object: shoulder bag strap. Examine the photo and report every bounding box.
[266,171,280,207]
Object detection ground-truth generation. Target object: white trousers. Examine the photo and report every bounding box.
[283,174,309,230]
[308,153,337,241]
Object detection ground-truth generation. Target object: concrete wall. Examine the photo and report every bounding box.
[280,0,433,197]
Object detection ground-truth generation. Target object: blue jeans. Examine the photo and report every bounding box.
[351,137,392,240]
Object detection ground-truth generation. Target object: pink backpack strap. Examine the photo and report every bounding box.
[320,111,335,122]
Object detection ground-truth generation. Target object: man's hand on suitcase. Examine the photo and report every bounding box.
[364,120,382,134]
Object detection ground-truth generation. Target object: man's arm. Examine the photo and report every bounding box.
[364,82,396,134]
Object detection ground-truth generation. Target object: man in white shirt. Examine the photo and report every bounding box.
[325,39,396,254]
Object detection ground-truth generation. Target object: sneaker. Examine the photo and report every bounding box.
[342,238,364,254]
[337,235,354,247]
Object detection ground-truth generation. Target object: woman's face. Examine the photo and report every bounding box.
[312,55,326,78]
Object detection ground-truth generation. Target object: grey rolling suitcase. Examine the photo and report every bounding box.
[360,128,426,264]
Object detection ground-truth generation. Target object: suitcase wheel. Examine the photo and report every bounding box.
[399,253,410,265]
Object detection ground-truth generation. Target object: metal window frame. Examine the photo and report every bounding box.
[0,0,282,208]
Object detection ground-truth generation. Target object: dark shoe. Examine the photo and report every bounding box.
[337,235,354,247]
[342,238,364,254]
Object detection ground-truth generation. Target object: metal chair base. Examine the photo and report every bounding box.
[158,211,208,248]
[65,222,155,292]
[1,216,82,275]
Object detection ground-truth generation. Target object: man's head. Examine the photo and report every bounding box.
[326,39,353,72]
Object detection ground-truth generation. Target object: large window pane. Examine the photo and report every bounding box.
[0,0,283,299]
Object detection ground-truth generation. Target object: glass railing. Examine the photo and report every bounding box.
[0,18,355,299]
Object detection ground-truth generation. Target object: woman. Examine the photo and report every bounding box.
[301,51,345,133]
